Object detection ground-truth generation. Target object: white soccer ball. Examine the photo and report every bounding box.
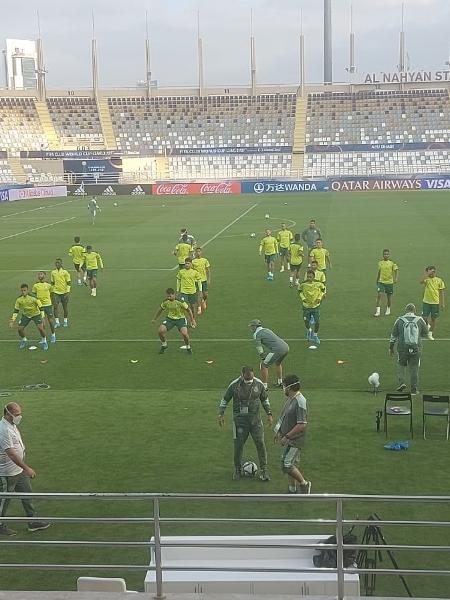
[250,232,256,238]
[113,202,118,207]
[242,461,258,477]
[368,372,380,387]
[265,214,270,219]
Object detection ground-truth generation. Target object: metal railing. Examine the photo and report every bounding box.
[1,492,450,598]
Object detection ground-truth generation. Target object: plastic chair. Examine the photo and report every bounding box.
[422,395,450,440]
[76,577,137,593]
[384,393,413,438]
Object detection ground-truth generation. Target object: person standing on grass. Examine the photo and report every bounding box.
[274,374,311,495]
[51,258,71,328]
[192,247,211,315]
[88,197,101,225]
[421,266,445,340]
[179,228,196,249]
[173,234,193,269]
[259,229,279,281]
[389,303,428,395]
[68,236,87,286]
[176,258,202,317]
[309,239,331,275]
[32,272,56,344]
[218,366,273,482]
[277,223,293,273]
[0,402,50,536]
[249,319,289,388]
[303,260,326,284]
[288,233,304,287]
[374,249,398,317]
[301,219,322,258]
[152,288,196,354]
[82,245,104,298]
[298,270,326,345]
[9,284,48,351]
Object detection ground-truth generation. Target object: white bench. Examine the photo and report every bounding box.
[144,535,360,596]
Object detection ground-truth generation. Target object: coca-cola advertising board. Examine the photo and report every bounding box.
[153,182,241,195]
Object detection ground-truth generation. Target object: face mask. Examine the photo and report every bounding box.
[5,407,22,426]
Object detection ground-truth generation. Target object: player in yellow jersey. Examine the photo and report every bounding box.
[374,249,398,317]
[9,283,48,350]
[259,229,279,281]
[303,260,326,284]
[421,266,446,340]
[51,259,71,328]
[173,234,193,269]
[82,245,104,297]
[192,247,211,315]
[176,258,202,316]
[32,272,56,343]
[309,239,331,273]
[152,288,196,354]
[298,270,326,346]
[288,233,304,287]
[68,236,87,286]
[277,223,293,273]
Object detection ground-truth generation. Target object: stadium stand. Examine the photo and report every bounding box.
[0,158,14,183]
[168,153,292,179]
[108,94,296,153]
[0,98,48,156]
[22,159,64,184]
[46,97,104,149]
[305,89,450,145]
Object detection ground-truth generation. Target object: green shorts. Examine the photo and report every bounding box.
[377,282,394,295]
[279,247,289,257]
[162,317,187,331]
[19,314,42,327]
[303,307,320,324]
[42,305,54,318]
[200,281,208,292]
[265,254,277,264]
[52,292,69,305]
[422,302,439,319]
[74,263,85,272]
[87,269,98,279]
[180,293,197,305]
[263,351,288,367]
[290,262,302,272]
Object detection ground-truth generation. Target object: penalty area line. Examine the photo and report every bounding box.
[0,216,77,242]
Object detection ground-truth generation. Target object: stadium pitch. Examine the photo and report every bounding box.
[1,190,450,595]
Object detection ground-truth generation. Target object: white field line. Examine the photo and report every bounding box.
[0,217,77,242]
[1,199,75,219]
[2,338,450,343]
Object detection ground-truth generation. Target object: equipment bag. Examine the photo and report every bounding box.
[400,316,421,353]
[313,533,358,568]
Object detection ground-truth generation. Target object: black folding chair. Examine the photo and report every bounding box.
[422,395,450,440]
[384,393,413,438]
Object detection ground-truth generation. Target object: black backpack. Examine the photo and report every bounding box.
[313,533,358,568]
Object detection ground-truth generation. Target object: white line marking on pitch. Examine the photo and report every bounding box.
[2,337,449,343]
[0,217,77,242]
[1,199,76,219]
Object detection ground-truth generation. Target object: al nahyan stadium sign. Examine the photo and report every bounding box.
[364,70,450,84]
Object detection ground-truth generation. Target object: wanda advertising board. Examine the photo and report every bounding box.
[152,182,241,195]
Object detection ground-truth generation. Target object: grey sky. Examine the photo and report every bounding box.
[1,0,449,89]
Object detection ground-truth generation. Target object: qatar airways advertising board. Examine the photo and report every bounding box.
[152,182,241,195]
[330,179,422,192]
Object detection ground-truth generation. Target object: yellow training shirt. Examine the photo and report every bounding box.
[32,282,52,307]
[259,236,278,256]
[175,243,192,264]
[298,281,326,308]
[13,294,42,318]
[278,229,293,249]
[176,268,201,294]
[192,257,210,282]
[423,276,445,304]
[303,269,326,283]
[309,247,330,270]
[51,268,71,294]
[378,259,398,284]
[68,244,85,264]
[289,243,304,266]
[161,299,189,320]
[83,251,104,270]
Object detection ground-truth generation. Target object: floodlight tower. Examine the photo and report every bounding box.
[36,11,47,101]
[324,0,333,84]
[250,9,256,95]
[299,10,305,97]
[145,11,152,98]
[197,10,204,97]
[91,12,99,98]
[398,3,406,72]
[345,4,356,76]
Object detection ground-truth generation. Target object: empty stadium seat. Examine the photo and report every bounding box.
[47,97,104,148]
[0,98,48,156]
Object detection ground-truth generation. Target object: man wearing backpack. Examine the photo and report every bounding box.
[389,303,428,395]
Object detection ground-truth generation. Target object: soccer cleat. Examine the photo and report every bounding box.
[27,521,50,532]
[259,469,271,482]
[232,468,242,481]
[374,308,381,317]
[299,481,311,494]
[385,307,391,316]
[186,347,193,354]
[39,340,49,351]
[54,321,60,329]
[273,381,283,388]
[411,389,419,396]
[280,266,285,273]
[159,346,167,354]
[50,333,56,343]
[19,339,27,350]
[312,333,321,346]
[427,331,434,340]
[0,524,17,536]
[287,486,297,494]
[63,321,68,327]
[396,383,407,392]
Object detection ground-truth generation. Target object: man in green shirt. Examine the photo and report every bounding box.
[152,288,196,354]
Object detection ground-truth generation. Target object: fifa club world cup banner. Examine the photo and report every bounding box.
[153,182,241,195]
[330,179,422,192]
[21,150,124,159]
[7,186,68,201]
[242,180,329,194]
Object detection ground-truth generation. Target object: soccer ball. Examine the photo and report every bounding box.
[265,214,270,219]
[368,372,380,388]
[242,461,258,477]
[250,232,256,238]
[113,202,118,207]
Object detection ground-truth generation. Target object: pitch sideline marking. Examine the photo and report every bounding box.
[0,217,77,242]
[1,337,449,343]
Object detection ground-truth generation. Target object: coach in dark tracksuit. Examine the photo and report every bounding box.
[218,366,273,481]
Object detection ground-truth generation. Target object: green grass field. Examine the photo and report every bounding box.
[1,191,450,596]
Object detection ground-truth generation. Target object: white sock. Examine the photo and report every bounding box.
[289,276,293,283]
[64,318,68,324]
[295,279,299,285]
[55,318,60,324]
[22,337,28,342]
[277,378,282,384]
[161,342,168,347]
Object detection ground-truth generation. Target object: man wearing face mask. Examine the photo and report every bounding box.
[0,403,50,536]
[218,366,273,481]
[274,375,311,494]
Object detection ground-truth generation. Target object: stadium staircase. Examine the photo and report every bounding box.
[97,98,117,149]
[8,157,26,182]
[155,156,169,179]
[291,95,308,178]
[35,101,61,150]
